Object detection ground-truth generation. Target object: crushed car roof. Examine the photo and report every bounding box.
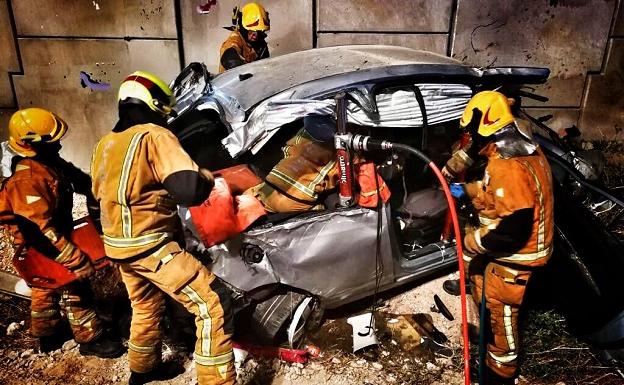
[210,45,549,112]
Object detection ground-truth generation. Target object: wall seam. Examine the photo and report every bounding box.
[6,0,23,110]
[174,0,185,70]
[16,35,178,41]
[312,0,317,48]
[317,30,448,35]
[447,0,459,57]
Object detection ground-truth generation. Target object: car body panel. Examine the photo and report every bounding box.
[170,45,550,158]
[165,46,623,345]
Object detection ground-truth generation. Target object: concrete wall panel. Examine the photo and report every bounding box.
[13,39,180,170]
[318,0,452,32]
[0,0,18,107]
[580,39,624,139]
[453,0,615,107]
[523,108,580,135]
[614,2,624,36]
[12,0,176,38]
[0,110,16,141]
[317,33,447,55]
[181,0,312,74]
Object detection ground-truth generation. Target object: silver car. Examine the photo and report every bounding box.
[169,45,623,353]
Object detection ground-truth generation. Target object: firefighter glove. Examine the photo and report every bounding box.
[450,183,466,199]
[69,255,95,280]
[199,168,215,189]
[463,231,486,255]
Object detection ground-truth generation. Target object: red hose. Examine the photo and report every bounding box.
[428,161,471,385]
[341,134,472,383]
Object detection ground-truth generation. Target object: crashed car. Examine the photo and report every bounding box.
[168,45,624,351]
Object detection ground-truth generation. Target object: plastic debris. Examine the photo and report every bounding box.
[6,322,21,336]
[346,312,379,352]
[197,0,217,14]
[232,341,311,364]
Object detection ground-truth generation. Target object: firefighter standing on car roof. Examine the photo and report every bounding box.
[0,108,124,357]
[449,91,554,384]
[91,71,235,385]
[218,2,270,73]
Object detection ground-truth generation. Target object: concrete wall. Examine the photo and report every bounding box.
[4,0,180,169]
[580,1,624,139]
[181,0,312,73]
[0,0,622,170]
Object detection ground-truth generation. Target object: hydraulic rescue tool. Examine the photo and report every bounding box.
[333,93,471,385]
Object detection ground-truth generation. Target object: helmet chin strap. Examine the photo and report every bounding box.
[150,99,176,117]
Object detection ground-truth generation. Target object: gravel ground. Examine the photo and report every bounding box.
[2,274,622,385]
[0,152,622,384]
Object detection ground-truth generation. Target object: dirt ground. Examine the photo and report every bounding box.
[1,142,623,384]
[1,273,623,385]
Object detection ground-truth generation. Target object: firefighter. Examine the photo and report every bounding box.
[91,71,235,385]
[219,2,270,73]
[246,114,339,212]
[0,108,124,357]
[449,91,554,384]
[247,114,390,212]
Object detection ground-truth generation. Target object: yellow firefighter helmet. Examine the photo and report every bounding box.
[240,2,270,31]
[460,91,515,137]
[8,108,68,157]
[118,70,176,116]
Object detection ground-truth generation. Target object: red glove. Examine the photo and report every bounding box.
[68,254,95,280]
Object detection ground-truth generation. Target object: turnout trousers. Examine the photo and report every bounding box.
[117,241,235,385]
[30,281,102,343]
[468,255,533,379]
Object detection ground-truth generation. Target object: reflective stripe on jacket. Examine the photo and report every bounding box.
[265,129,338,204]
[465,147,554,267]
[91,124,200,259]
[0,158,83,268]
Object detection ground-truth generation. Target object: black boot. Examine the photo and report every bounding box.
[484,366,516,385]
[442,278,471,296]
[128,361,185,385]
[79,332,125,358]
[38,322,74,353]
[39,334,67,353]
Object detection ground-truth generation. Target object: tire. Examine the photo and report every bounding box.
[250,291,324,347]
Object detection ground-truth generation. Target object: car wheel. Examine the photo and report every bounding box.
[286,295,324,348]
[250,291,324,347]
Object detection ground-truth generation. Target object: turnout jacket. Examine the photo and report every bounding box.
[91,124,210,260]
[0,157,94,270]
[219,30,269,73]
[464,145,554,267]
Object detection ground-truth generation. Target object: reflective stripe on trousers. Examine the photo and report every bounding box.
[118,243,235,384]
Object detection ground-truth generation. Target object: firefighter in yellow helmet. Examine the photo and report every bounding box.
[448,91,554,384]
[0,108,124,357]
[219,2,270,73]
[91,71,235,385]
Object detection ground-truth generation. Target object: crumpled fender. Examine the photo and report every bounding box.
[190,167,266,247]
[13,216,109,289]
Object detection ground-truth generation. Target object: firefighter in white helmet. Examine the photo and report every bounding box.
[91,71,235,385]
